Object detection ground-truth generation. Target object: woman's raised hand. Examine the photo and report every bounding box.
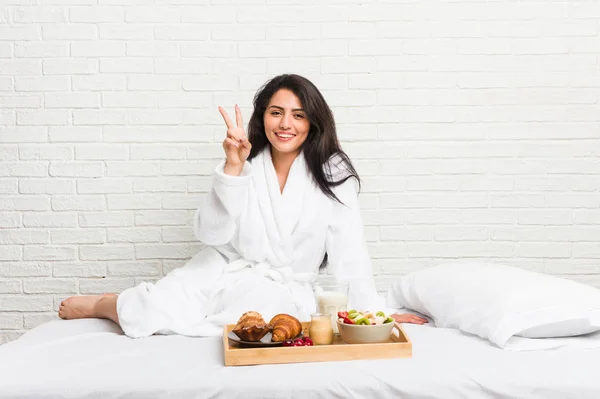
[218,104,252,176]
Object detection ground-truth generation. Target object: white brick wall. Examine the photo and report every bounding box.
[1,1,599,344]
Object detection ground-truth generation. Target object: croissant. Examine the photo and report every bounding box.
[232,311,270,342]
[269,314,302,342]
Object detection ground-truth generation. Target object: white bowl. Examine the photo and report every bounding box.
[337,320,394,344]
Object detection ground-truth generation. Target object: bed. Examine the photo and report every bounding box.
[1,316,599,399]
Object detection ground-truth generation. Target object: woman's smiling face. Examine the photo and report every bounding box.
[263,89,310,159]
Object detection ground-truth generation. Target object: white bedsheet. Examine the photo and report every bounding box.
[1,318,599,399]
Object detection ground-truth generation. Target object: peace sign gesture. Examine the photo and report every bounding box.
[218,104,252,176]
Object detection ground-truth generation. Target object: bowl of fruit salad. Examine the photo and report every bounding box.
[337,310,395,344]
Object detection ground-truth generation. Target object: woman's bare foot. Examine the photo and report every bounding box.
[59,294,116,321]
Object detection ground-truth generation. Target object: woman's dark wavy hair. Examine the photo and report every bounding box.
[247,74,360,205]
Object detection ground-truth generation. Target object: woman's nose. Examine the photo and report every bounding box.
[279,113,292,129]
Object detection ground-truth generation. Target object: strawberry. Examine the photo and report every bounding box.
[343,316,354,324]
[338,311,349,319]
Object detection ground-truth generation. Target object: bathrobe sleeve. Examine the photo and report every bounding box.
[193,160,252,246]
[325,177,396,315]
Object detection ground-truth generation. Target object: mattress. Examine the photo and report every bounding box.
[0,317,599,399]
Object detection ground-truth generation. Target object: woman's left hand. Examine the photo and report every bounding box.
[392,313,429,325]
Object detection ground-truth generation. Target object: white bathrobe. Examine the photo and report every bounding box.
[117,149,390,338]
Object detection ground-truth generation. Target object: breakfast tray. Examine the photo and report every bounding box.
[223,321,412,366]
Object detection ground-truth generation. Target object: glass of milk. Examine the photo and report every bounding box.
[313,282,349,334]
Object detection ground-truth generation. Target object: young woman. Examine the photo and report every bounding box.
[59,74,427,338]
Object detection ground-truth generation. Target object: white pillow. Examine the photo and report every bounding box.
[386,262,600,350]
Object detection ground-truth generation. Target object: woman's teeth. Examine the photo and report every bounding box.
[276,133,295,139]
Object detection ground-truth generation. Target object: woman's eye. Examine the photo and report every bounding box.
[294,114,305,119]
[271,111,281,116]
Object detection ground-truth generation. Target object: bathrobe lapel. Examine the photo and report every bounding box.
[250,149,308,266]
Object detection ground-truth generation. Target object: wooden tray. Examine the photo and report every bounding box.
[223,321,412,366]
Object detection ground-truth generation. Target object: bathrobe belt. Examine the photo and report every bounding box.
[222,258,317,318]
[224,258,315,284]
